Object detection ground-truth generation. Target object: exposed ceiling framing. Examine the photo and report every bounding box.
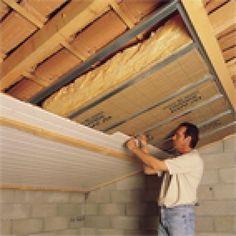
[0,0,235,191]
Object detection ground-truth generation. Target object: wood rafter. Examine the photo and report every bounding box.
[2,0,45,28]
[21,71,48,87]
[58,34,87,61]
[182,0,236,110]
[0,0,111,91]
[109,0,142,40]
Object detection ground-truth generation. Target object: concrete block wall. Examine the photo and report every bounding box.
[0,134,235,235]
[80,173,162,235]
[0,190,86,235]
[196,134,236,236]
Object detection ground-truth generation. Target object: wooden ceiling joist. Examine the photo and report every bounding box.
[208,0,236,36]
[21,71,48,87]
[109,0,142,40]
[2,0,44,28]
[0,0,111,91]
[181,0,236,110]
[59,35,87,61]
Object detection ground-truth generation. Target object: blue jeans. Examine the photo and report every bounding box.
[158,204,195,236]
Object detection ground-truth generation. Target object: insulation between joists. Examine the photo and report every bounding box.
[43,16,192,116]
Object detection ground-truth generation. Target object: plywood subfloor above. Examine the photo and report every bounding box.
[0,93,168,192]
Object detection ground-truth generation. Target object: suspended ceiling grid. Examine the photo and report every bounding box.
[0,1,235,162]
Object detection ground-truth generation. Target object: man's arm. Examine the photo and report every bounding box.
[126,138,168,172]
[143,165,158,175]
[131,146,168,172]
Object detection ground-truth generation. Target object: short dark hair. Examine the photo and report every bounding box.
[178,122,199,148]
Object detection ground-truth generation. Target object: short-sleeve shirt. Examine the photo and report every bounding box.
[159,149,203,208]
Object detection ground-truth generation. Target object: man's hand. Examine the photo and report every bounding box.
[138,134,149,154]
[125,138,138,151]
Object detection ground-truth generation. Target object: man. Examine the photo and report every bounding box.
[126,122,203,236]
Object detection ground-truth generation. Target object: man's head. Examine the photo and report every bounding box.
[172,122,199,154]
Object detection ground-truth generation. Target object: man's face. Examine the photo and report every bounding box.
[172,126,190,153]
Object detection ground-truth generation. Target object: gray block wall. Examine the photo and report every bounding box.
[196,134,236,236]
[0,191,86,235]
[0,134,235,236]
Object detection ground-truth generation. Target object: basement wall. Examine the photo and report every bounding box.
[0,133,235,236]
[0,191,86,235]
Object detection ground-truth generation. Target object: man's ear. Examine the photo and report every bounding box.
[185,136,192,146]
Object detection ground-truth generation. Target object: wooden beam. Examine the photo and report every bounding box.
[181,0,236,111]
[0,117,132,161]
[109,0,142,40]
[2,0,44,28]
[58,34,87,61]
[208,0,236,36]
[0,0,110,91]
[21,71,48,87]
[204,0,228,14]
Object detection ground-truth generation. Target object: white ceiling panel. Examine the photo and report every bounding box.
[0,93,167,191]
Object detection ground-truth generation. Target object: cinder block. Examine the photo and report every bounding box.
[126,203,158,216]
[111,216,140,230]
[198,185,214,200]
[214,216,236,232]
[213,184,236,199]
[12,218,43,234]
[219,167,236,183]
[86,190,111,203]
[24,191,45,203]
[201,153,236,170]
[111,190,144,203]
[196,216,214,232]
[78,227,97,236]
[199,141,224,154]
[116,174,146,190]
[0,220,12,234]
[42,192,70,203]
[85,216,111,228]
[58,204,85,217]
[0,203,30,219]
[97,228,124,235]
[69,218,84,229]
[223,134,236,152]
[98,203,125,216]
[32,204,57,217]
[0,190,32,203]
[201,170,219,185]
[70,193,85,203]
[57,229,81,235]
[196,200,236,216]
[84,203,98,215]
[28,233,56,236]
[25,191,69,203]
[44,217,68,231]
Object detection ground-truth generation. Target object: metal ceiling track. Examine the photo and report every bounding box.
[154,110,233,146]
[136,94,224,135]
[103,74,213,132]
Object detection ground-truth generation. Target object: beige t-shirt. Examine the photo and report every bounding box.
[159,149,203,208]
